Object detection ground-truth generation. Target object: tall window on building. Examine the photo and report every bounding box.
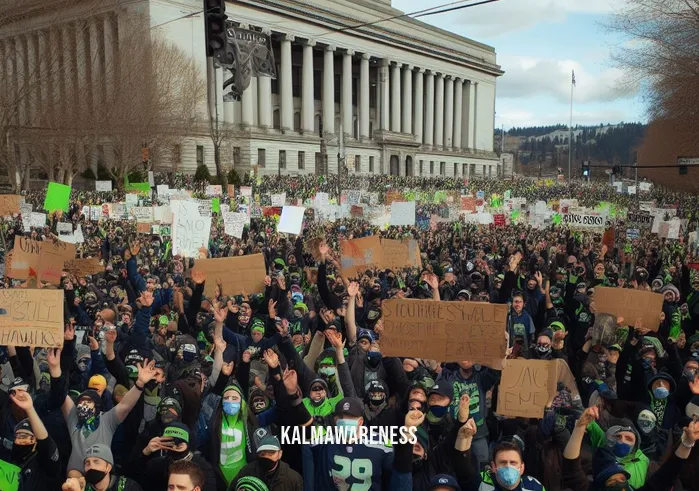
[172,144,181,163]
[482,165,486,176]
[453,163,458,176]
[233,147,241,167]
[258,148,266,168]
[354,155,361,172]
[430,161,434,175]
[419,160,424,176]
[279,150,287,169]
[196,145,204,166]
[369,156,375,173]
[440,162,445,175]
[298,151,305,170]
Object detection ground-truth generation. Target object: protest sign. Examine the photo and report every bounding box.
[137,223,152,234]
[563,211,606,228]
[38,241,76,284]
[340,236,382,278]
[0,195,21,217]
[156,184,170,196]
[43,182,71,212]
[314,192,329,207]
[90,206,101,221]
[380,239,421,271]
[385,190,404,205]
[627,185,636,195]
[132,207,154,222]
[64,258,103,277]
[0,289,64,348]
[57,222,74,241]
[639,182,652,192]
[7,237,41,280]
[271,193,286,207]
[192,254,266,297]
[594,286,664,332]
[627,212,654,228]
[125,194,138,206]
[626,228,640,239]
[0,459,20,491]
[461,196,475,212]
[172,200,212,258]
[345,190,361,205]
[195,199,212,218]
[493,214,506,227]
[223,212,247,238]
[153,206,173,224]
[240,186,252,197]
[380,299,508,365]
[278,206,305,235]
[95,181,112,192]
[20,203,32,232]
[206,184,222,196]
[390,201,416,226]
[498,359,557,418]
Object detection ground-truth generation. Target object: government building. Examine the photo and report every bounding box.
[0,0,502,184]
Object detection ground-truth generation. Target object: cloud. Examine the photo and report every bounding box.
[496,55,639,104]
[496,104,629,127]
[394,0,618,37]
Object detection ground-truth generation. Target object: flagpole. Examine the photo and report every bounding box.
[568,71,574,181]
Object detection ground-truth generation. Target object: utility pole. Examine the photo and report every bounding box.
[500,123,505,154]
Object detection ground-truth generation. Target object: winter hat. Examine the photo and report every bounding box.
[605,421,641,455]
[14,419,33,437]
[645,371,676,394]
[76,344,91,361]
[113,385,128,398]
[357,329,375,344]
[538,329,554,342]
[659,284,680,303]
[234,476,269,491]
[429,474,461,491]
[84,444,114,467]
[163,422,190,445]
[593,448,631,486]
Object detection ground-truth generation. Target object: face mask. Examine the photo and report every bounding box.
[77,359,90,373]
[653,386,669,400]
[412,455,425,469]
[146,380,159,391]
[84,469,108,486]
[160,412,180,425]
[536,345,552,358]
[637,419,655,435]
[223,401,241,416]
[641,359,654,371]
[167,448,188,461]
[77,404,96,422]
[613,441,633,457]
[11,443,34,463]
[319,367,336,377]
[258,456,277,473]
[428,405,448,419]
[336,418,359,437]
[367,351,382,368]
[496,466,521,487]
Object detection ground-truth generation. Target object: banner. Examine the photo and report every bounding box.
[192,254,266,297]
[594,287,664,332]
[380,299,508,365]
[563,212,606,228]
[95,181,112,192]
[627,212,654,228]
[639,182,652,192]
[493,214,506,227]
[221,23,277,101]
[0,289,64,348]
[172,200,212,258]
[460,196,475,212]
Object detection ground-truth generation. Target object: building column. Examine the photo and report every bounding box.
[301,39,315,133]
[402,64,412,134]
[258,76,272,128]
[359,53,370,139]
[424,70,434,145]
[322,44,335,136]
[472,82,479,150]
[75,21,88,114]
[453,78,463,149]
[379,59,390,130]
[390,62,401,132]
[413,69,424,143]
[342,49,353,136]
[280,34,294,131]
[434,73,444,149]
[444,76,454,149]
[242,79,254,126]
[89,17,103,113]
[462,80,472,149]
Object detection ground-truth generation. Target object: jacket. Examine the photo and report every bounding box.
[232,459,303,491]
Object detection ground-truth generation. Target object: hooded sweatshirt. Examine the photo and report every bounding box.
[586,420,649,489]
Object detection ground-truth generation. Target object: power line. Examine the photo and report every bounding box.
[413,0,499,18]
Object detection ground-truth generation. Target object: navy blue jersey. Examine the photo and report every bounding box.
[303,441,394,491]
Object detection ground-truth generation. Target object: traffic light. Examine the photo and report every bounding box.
[204,0,227,59]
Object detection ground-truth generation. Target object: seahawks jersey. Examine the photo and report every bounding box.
[303,441,394,491]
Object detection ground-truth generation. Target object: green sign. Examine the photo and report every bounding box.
[0,459,20,491]
[44,182,72,212]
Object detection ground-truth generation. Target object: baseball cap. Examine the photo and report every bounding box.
[427,381,454,402]
[84,444,114,467]
[88,375,107,392]
[256,434,281,453]
[334,397,364,418]
[429,474,461,491]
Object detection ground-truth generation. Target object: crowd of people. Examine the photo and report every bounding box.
[2,172,699,491]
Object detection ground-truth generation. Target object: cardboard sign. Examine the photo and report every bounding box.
[380,299,508,365]
[172,200,212,258]
[340,236,382,278]
[7,237,41,280]
[137,222,152,234]
[39,241,76,284]
[192,254,266,297]
[380,239,421,271]
[594,286,664,332]
[0,289,64,348]
[0,456,20,491]
[0,195,21,217]
[498,359,558,418]
[385,190,404,205]
[64,258,103,277]
[461,196,475,212]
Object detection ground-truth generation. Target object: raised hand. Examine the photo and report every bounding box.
[324,329,344,350]
[262,349,280,369]
[139,290,154,307]
[405,410,425,428]
[87,335,99,351]
[191,270,205,285]
[458,393,471,423]
[268,299,278,319]
[10,389,34,410]
[276,318,289,338]
[104,328,117,345]
[458,418,478,440]
[137,359,156,385]
[576,406,599,428]
[213,303,227,324]
[347,281,360,298]
[64,324,75,342]
[683,420,699,443]
[282,368,299,395]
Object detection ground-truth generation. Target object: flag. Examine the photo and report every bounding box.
[221,23,277,101]
[572,70,576,87]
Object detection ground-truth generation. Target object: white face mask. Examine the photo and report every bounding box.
[337,418,360,438]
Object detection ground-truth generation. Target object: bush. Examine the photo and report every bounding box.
[227,167,242,187]
[194,164,212,183]
[127,169,146,183]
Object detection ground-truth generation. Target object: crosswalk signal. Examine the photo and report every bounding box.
[204,0,227,59]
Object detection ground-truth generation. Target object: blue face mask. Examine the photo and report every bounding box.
[429,405,448,419]
[613,441,633,457]
[496,466,521,487]
[653,386,669,400]
[336,418,359,438]
[223,401,241,416]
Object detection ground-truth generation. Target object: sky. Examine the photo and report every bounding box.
[392,0,646,129]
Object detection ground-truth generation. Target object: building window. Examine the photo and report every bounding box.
[454,163,458,176]
[440,162,445,175]
[293,112,301,131]
[279,150,286,169]
[258,148,266,168]
[354,155,360,172]
[273,110,281,129]
[482,164,486,176]
[430,161,434,175]
[172,144,181,163]
[313,70,321,100]
[292,66,301,97]
[196,145,204,166]
[470,163,476,176]
[298,151,305,170]
[233,147,241,167]
[419,160,424,176]
[369,156,375,173]
[463,163,467,176]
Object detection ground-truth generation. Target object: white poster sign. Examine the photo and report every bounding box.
[563,212,607,228]
[172,200,212,257]
[30,212,46,228]
[95,181,112,192]
[223,212,247,238]
[278,206,306,235]
[132,207,154,222]
[390,201,416,226]
[271,193,286,207]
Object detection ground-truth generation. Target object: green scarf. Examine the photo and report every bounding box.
[219,413,247,485]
